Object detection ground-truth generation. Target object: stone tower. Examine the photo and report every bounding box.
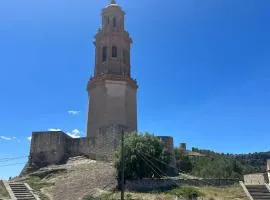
[86,0,138,138]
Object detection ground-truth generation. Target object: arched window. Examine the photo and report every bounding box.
[102,46,107,61]
[113,17,117,27]
[112,46,117,58]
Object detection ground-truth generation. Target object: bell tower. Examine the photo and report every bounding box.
[86,0,138,137]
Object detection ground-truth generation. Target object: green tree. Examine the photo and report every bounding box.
[174,148,192,173]
[114,132,171,180]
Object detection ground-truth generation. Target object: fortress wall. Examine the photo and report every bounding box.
[157,136,177,175]
[29,124,126,167]
[66,137,97,160]
[30,126,176,169]
[30,131,69,167]
[157,136,174,154]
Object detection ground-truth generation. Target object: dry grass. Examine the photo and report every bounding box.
[0,180,10,199]
[97,184,249,200]
[198,184,249,200]
[15,157,249,200]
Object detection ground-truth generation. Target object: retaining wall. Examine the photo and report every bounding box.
[126,178,238,191]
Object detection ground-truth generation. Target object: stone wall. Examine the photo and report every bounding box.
[157,136,177,175]
[244,173,268,185]
[29,124,126,168]
[29,126,177,169]
[125,178,238,192]
[30,131,69,167]
[267,159,270,184]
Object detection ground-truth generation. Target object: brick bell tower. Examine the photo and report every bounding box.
[86,0,138,138]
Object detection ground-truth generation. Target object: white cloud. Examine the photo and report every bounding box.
[67,129,81,138]
[0,136,12,141]
[68,110,80,115]
[48,128,61,132]
[27,136,32,141]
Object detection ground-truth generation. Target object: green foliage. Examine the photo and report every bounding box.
[174,148,192,173]
[82,195,101,200]
[168,186,203,199]
[25,176,54,200]
[186,148,270,179]
[114,132,171,180]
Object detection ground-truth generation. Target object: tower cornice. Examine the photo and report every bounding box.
[95,31,132,44]
[87,75,138,91]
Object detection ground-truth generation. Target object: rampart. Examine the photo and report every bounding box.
[29,127,177,170]
[29,124,125,168]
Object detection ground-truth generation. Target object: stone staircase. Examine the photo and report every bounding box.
[245,185,270,200]
[9,183,36,200]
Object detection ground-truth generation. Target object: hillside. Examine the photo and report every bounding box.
[183,149,270,179]
[9,156,250,200]
[14,157,117,200]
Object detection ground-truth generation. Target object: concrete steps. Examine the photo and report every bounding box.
[9,183,36,200]
[245,185,270,200]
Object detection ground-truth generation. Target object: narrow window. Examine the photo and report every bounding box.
[102,46,107,61]
[112,46,117,57]
[113,17,117,27]
[107,16,110,25]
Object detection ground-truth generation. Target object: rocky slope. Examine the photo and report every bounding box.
[14,156,117,200]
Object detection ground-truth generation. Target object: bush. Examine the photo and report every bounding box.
[168,186,203,199]
[114,132,171,180]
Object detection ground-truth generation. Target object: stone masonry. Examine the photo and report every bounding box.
[28,1,177,168]
[86,0,138,138]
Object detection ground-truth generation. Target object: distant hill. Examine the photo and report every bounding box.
[177,148,270,179]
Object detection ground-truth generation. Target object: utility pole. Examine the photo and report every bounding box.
[121,128,125,200]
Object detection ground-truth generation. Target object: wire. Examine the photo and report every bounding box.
[138,151,168,178]
[141,151,178,172]
[0,155,28,162]
[0,162,26,167]
[136,151,163,178]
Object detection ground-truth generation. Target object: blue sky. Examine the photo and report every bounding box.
[0,0,270,179]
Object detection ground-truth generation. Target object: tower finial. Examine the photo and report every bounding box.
[110,0,116,4]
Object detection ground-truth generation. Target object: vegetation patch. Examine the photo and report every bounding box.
[166,185,204,199]
[25,176,54,200]
[198,184,249,200]
[0,180,10,199]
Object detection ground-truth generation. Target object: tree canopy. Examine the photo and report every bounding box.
[114,132,171,180]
